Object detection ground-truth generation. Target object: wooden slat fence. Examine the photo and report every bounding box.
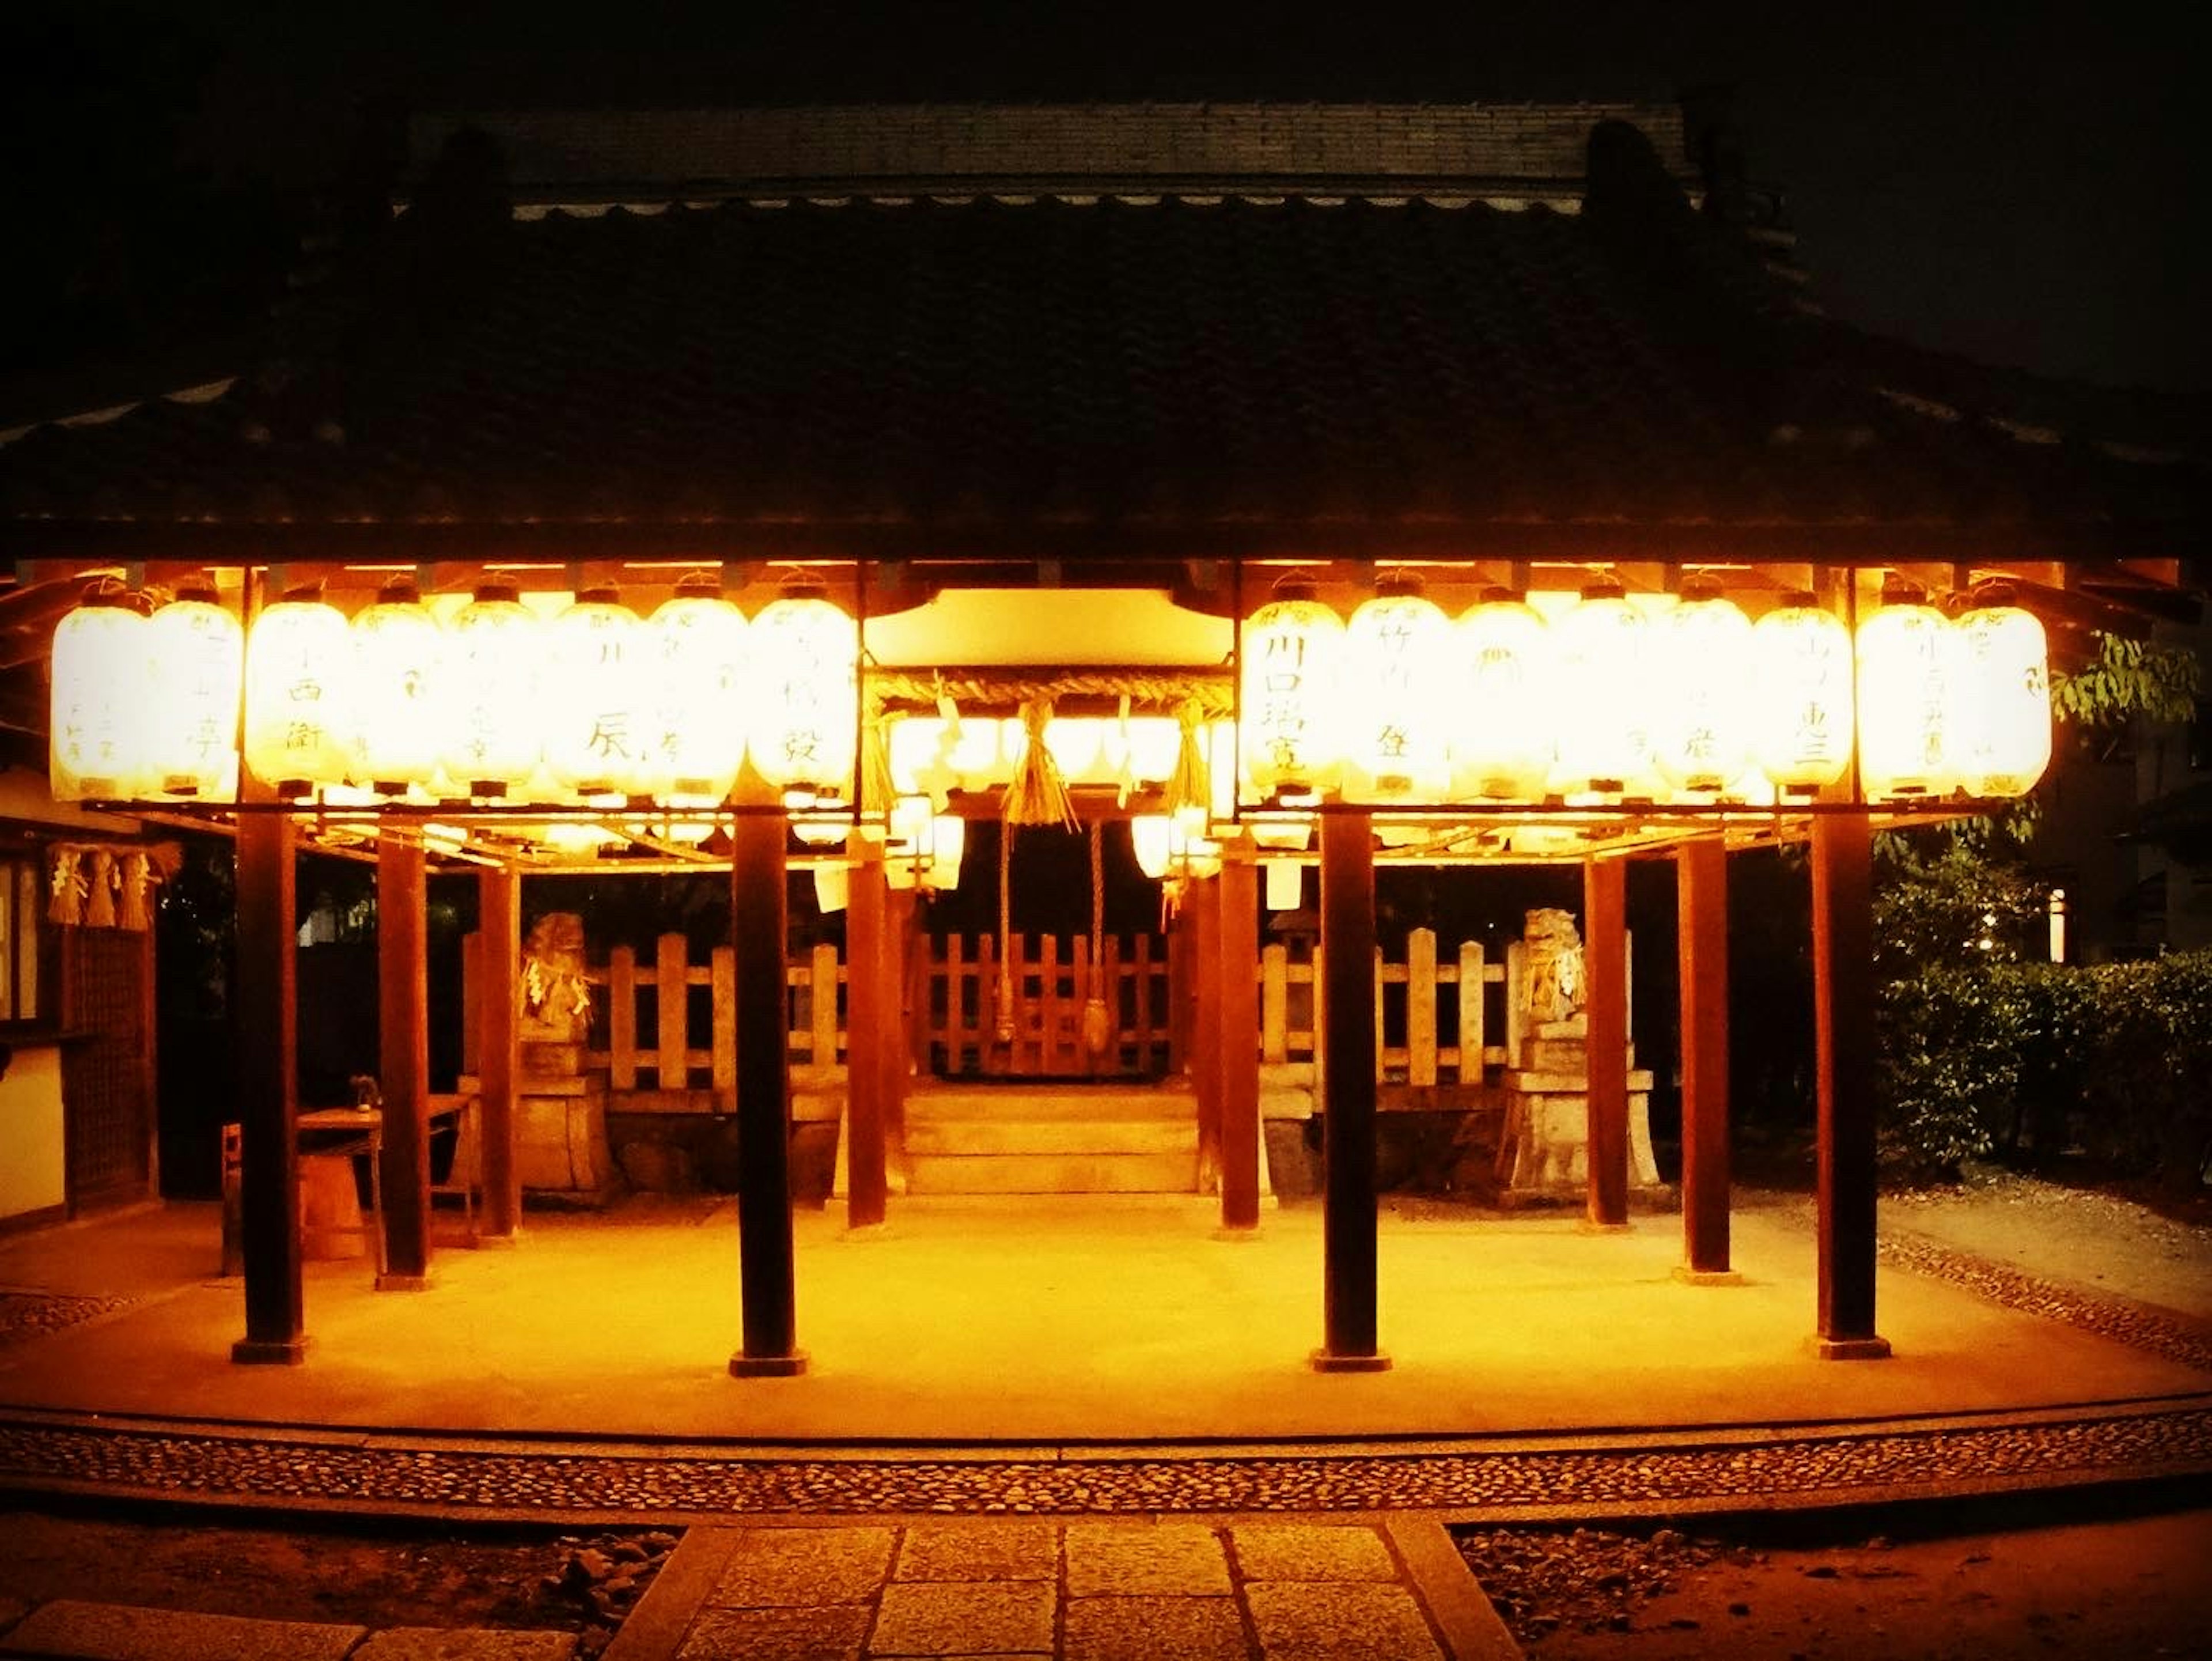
[484,925,1626,1096]
[927,932,1172,1079]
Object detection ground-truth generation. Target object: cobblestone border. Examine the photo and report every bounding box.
[1,1407,2206,1520]
[1876,1233,2212,1373]
[0,1292,138,1347]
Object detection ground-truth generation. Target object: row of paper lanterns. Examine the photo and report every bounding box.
[1237,572,2051,807]
[50,573,861,808]
[50,568,2051,820]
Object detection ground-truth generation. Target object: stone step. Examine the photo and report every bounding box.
[905,1150,1202,1194]
[906,1085,1197,1123]
[906,1118,1199,1157]
[1505,1069,1655,1095]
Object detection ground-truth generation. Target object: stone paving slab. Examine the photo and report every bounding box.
[869,1582,1057,1654]
[1245,1581,1445,1660]
[0,1599,364,1661]
[613,1518,1500,1659]
[1229,1523,1397,1581]
[1061,1594,1248,1661]
[352,1631,579,1660]
[1064,1522,1233,1595]
[673,1603,870,1660]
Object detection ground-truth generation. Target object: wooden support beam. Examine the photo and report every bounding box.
[729,796,806,1376]
[1218,839,1262,1232]
[1811,809,1891,1359]
[886,887,915,1154]
[1314,809,1388,1371]
[1676,836,1734,1280]
[376,830,433,1288]
[845,838,889,1230]
[477,865,521,1242]
[231,803,304,1364]
[1583,857,1630,1229]
[1190,873,1224,1191]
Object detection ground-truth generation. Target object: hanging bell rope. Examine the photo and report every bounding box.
[1163,697,1211,824]
[1082,819,1111,1057]
[859,702,899,814]
[1002,697,1080,830]
[994,820,1017,1046]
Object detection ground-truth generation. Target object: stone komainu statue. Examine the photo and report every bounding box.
[1521,908,1585,1026]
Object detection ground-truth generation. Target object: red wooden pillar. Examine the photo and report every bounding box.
[1314,808,1388,1371]
[1218,838,1262,1232]
[1676,835,1736,1279]
[730,795,806,1376]
[845,839,889,1229]
[1812,808,1891,1357]
[376,829,433,1289]
[1190,873,1224,1190]
[477,864,521,1243]
[1583,856,1630,1229]
[232,804,305,1364]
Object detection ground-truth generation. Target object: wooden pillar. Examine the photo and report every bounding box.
[1190,873,1224,1189]
[376,830,433,1289]
[730,799,805,1376]
[477,864,521,1243]
[1218,839,1262,1232]
[1583,856,1630,1229]
[888,887,916,1147]
[231,805,305,1364]
[844,839,889,1229]
[1812,808,1891,1357]
[1314,809,1388,1371]
[1676,835,1736,1280]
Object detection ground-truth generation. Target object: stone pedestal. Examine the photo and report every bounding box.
[1496,1016,1661,1200]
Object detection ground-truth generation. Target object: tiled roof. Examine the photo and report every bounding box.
[1,119,2200,561]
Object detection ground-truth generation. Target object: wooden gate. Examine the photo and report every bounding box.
[60,929,157,1209]
[926,932,1172,1080]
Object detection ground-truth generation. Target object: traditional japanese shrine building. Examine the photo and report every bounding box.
[0,101,2202,1379]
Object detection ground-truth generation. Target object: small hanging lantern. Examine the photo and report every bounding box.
[1952,581,2051,798]
[1652,574,1753,794]
[244,584,354,797]
[928,811,967,888]
[1548,573,1655,796]
[50,579,154,801]
[1240,573,1345,806]
[649,573,749,803]
[349,577,445,796]
[1340,570,1451,803]
[145,574,243,800]
[747,573,859,809]
[1856,574,1957,800]
[546,583,662,800]
[1748,589,1854,790]
[1452,587,1554,801]
[438,576,545,799]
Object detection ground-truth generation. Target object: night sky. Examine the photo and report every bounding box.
[3,1,2207,402]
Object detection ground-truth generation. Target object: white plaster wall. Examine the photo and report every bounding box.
[0,1042,67,1221]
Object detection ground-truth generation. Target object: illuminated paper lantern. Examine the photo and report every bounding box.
[1342,574,1452,803]
[244,587,354,795]
[1241,576,1345,805]
[50,583,153,801]
[928,812,967,888]
[1748,591,1853,790]
[438,578,544,797]
[145,575,243,800]
[1856,578,1957,799]
[546,585,662,799]
[1652,576,1753,794]
[349,577,445,795]
[1452,588,1554,800]
[649,575,749,801]
[1548,576,1654,795]
[1953,585,2051,798]
[747,578,859,807]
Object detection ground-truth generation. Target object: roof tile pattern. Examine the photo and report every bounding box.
[0,132,2192,546]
